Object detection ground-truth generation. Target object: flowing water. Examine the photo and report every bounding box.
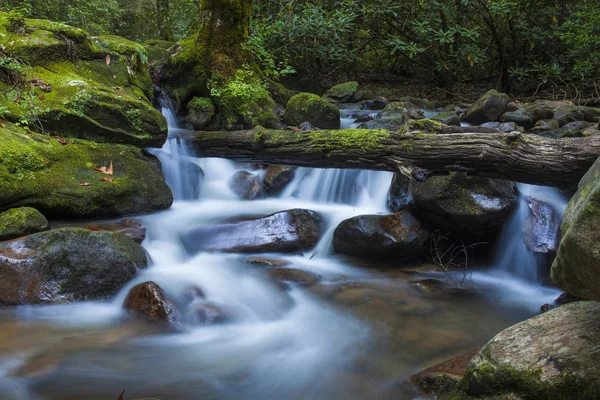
[0,105,567,400]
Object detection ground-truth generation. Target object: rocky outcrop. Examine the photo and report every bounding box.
[0,207,49,241]
[333,211,430,261]
[123,281,182,325]
[551,156,600,301]
[410,174,517,242]
[464,89,510,125]
[0,123,173,218]
[182,209,322,254]
[0,228,147,305]
[322,81,361,103]
[284,92,341,129]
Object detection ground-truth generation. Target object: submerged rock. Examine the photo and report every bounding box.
[86,218,147,244]
[0,228,147,305]
[464,89,510,125]
[182,209,322,254]
[284,92,340,129]
[229,171,264,200]
[0,207,49,241]
[523,197,561,254]
[410,174,517,242]
[265,267,321,288]
[333,211,430,261]
[263,166,295,195]
[188,302,231,325]
[123,281,182,325]
[246,257,289,267]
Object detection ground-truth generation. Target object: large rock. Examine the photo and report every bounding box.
[387,173,411,212]
[333,211,430,261]
[464,89,510,125]
[554,106,585,127]
[263,165,295,195]
[0,207,49,241]
[184,97,216,130]
[123,281,182,325]
[551,157,600,301]
[523,197,561,254]
[0,123,173,218]
[361,110,407,130]
[458,302,600,400]
[0,16,167,147]
[182,209,322,254]
[499,112,534,130]
[433,111,461,126]
[86,218,146,244]
[322,81,360,103]
[410,174,517,242]
[0,228,147,305]
[284,92,340,129]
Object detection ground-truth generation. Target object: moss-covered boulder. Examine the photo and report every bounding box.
[284,92,340,129]
[0,228,148,305]
[554,106,586,127]
[184,97,216,130]
[0,123,173,218]
[410,174,517,242]
[453,301,600,400]
[322,81,361,103]
[0,207,49,241]
[142,39,176,65]
[433,111,461,126]
[464,89,510,125]
[267,81,295,107]
[551,157,600,301]
[361,109,407,130]
[0,14,167,147]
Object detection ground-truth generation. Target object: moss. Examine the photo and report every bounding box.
[308,128,390,151]
[0,206,49,241]
[407,118,445,133]
[322,81,359,102]
[267,80,294,107]
[188,96,214,112]
[284,92,340,129]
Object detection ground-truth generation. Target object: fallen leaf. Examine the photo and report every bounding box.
[29,78,52,92]
[55,137,73,145]
[105,53,111,66]
[101,175,115,183]
[38,94,45,100]
[93,160,113,175]
[87,226,102,231]
[78,181,90,186]
[118,390,125,400]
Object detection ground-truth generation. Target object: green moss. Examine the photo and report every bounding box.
[0,206,49,241]
[322,81,359,102]
[406,118,445,133]
[284,92,340,129]
[308,128,390,151]
[188,97,214,112]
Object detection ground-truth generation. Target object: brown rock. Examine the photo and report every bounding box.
[123,282,182,325]
[87,218,146,243]
[265,268,321,289]
[247,257,289,267]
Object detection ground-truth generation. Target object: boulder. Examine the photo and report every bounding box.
[457,302,600,400]
[464,89,510,125]
[523,198,561,255]
[0,123,173,218]
[482,121,523,133]
[551,157,600,301]
[531,119,560,132]
[265,267,321,288]
[284,92,340,129]
[410,174,518,242]
[229,171,264,200]
[554,106,585,127]
[407,108,425,120]
[333,211,430,261]
[0,228,147,305]
[86,218,146,244]
[396,96,438,110]
[267,80,295,107]
[263,166,296,195]
[387,173,411,212]
[524,100,564,123]
[359,99,389,110]
[0,207,49,241]
[361,110,407,130]
[579,106,600,123]
[182,209,322,254]
[433,111,461,127]
[499,112,534,130]
[322,81,361,103]
[123,281,182,325]
[184,97,216,130]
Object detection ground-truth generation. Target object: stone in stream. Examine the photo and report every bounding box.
[540,292,584,313]
[184,97,216,130]
[499,111,534,130]
[359,99,389,110]
[246,257,290,267]
[123,281,182,325]
[0,207,49,241]
[188,302,232,325]
[410,173,518,243]
[332,211,430,261]
[86,218,147,244]
[284,92,341,129]
[0,228,147,305]
[432,111,461,127]
[523,197,561,255]
[263,166,296,195]
[182,209,322,254]
[463,89,510,125]
[265,267,321,289]
[229,171,264,200]
[322,81,361,103]
[554,105,586,126]
[387,173,411,212]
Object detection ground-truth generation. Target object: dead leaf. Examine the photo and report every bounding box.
[38,94,45,100]
[118,390,125,400]
[29,78,52,92]
[87,226,102,231]
[101,175,115,183]
[13,94,21,103]
[55,136,73,145]
[93,160,113,175]
[105,53,111,66]
[78,181,90,186]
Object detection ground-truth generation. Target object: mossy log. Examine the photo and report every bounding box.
[180,127,600,189]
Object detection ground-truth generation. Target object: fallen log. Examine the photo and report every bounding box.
[179,127,600,189]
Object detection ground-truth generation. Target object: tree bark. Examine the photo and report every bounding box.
[157,0,174,41]
[180,128,600,189]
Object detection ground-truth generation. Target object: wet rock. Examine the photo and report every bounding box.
[151,150,204,200]
[188,302,231,325]
[0,207,49,241]
[229,171,264,200]
[410,279,447,293]
[481,121,522,133]
[361,110,407,130]
[523,197,561,254]
[298,121,315,131]
[531,119,560,132]
[263,166,296,195]
[247,257,289,267]
[457,302,600,400]
[183,209,322,254]
[387,173,411,212]
[433,111,461,126]
[265,267,320,288]
[464,89,510,125]
[322,81,361,103]
[87,218,146,244]
[505,102,519,112]
[540,292,584,313]
[184,97,216,130]
[396,96,438,110]
[499,112,534,130]
[524,100,562,123]
[0,228,147,305]
[284,92,340,129]
[182,286,206,303]
[359,99,389,110]
[554,106,586,127]
[406,108,425,120]
[410,173,518,242]
[123,282,182,325]
[552,157,600,301]
[333,211,430,261]
[579,106,600,123]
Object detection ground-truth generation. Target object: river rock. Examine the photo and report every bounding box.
[551,157,600,301]
[263,166,295,195]
[464,89,510,125]
[554,105,585,126]
[0,207,49,241]
[87,218,146,244]
[123,282,182,325]
[265,267,321,288]
[410,174,518,242]
[482,121,522,133]
[183,209,322,254]
[284,92,340,129]
[362,110,407,130]
[457,302,600,400]
[499,112,534,130]
[396,96,438,110]
[407,108,425,120]
[229,171,264,200]
[185,97,216,130]
[333,211,430,261]
[0,228,147,305]
[322,81,361,103]
[388,173,411,212]
[359,99,389,110]
[524,100,562,123]
[247,257,289,267]
[532,119,560,132]
[523,198,561,255]
[189,302,231,325]
[433,111,461,126]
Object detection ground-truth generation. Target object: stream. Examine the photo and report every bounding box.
[0,104,566,400]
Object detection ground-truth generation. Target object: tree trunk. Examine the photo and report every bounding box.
[157,0,173,41]
[180,128,600,189]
